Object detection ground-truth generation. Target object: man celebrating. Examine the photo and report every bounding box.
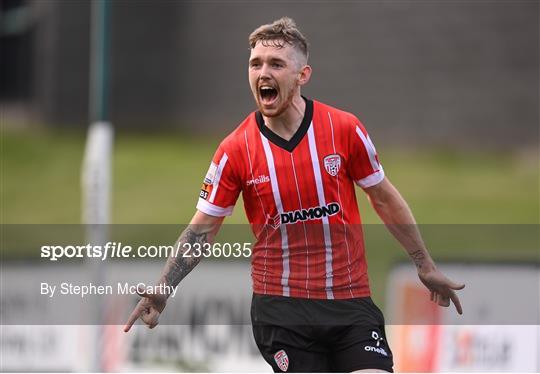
[124,17,464,372]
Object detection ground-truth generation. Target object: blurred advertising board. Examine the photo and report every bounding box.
[1,260,268,372]
[386,263,539,372]
[3,259,538,372]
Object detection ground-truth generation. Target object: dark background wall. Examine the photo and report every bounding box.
[3,0,538,148]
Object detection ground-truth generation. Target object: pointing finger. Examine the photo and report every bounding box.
[124,304,143,332]
[449,290,463,315]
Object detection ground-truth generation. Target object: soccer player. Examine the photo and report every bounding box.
[124,17,465,372]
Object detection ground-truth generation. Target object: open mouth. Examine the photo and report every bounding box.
[259,86,278,105]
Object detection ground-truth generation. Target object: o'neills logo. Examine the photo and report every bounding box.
[267,202,341,228]
[246,174,270,186]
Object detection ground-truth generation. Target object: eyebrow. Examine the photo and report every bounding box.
[249,56,287,65]
[270,57,287,64]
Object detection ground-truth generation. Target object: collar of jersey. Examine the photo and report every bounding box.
[255,97,314,152]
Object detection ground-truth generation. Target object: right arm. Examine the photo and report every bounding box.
[159,211,224,294]
[124,210,224,331]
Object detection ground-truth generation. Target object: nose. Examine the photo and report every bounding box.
[260,62,271,79]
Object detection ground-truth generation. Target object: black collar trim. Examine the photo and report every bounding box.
[256,97,313,152]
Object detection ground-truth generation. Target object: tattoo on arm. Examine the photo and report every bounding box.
[410,249,426,270]
[161,227,209,291]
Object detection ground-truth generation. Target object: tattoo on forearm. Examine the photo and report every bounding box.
[410,249,426,270]
[162,227,208,290]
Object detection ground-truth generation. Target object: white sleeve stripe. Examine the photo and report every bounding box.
[196,198,234,216]
[355,126,380,172]
[208,153,228,204]
[355,168,385,188]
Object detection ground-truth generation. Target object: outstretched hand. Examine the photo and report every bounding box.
[418,268,465,315]
[123,288,168,332]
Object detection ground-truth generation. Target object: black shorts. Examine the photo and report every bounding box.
[251,294,394,373]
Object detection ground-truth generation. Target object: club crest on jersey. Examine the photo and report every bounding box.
[323,154,341,176]
[267,202,341,229]
[273,349,289,372]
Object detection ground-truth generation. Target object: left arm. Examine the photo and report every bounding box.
[364,177,465,314]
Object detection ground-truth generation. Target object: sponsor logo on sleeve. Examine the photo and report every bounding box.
[204,162,218,185]
[199,183,211,200]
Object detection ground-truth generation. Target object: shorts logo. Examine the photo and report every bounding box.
[273,349,289,372]
[364,345,388,356]
[364,330,388,356]
[204,162,218,185]
[371,330,384,347]
[323,154,341,176]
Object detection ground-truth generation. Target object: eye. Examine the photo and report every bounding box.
[272,62,283,68]
[250,61,260,68]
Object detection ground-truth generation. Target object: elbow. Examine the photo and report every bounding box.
[367,194,389,211]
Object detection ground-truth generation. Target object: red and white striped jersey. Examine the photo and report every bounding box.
[196,98,384,299]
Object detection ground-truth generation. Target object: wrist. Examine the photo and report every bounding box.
[157,278,174,298]
[409,248,435,273]
[416,259,436,274]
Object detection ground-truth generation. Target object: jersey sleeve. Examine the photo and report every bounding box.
[196,143,241,217]
[348,120,385,188]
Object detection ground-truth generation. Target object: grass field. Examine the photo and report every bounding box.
[3,128,538,225]
[2,128,538,305]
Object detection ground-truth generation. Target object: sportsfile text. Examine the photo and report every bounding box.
[40,241,252,261]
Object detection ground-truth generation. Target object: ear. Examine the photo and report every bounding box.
[298,64,312,86]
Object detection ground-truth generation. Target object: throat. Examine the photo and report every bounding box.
[262,96,306,141]
[264,116,301,141]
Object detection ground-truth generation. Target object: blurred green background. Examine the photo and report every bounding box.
[1,2,538,373]
[2,127,538,306]
[1,0,538,309]
[3,127,537,225]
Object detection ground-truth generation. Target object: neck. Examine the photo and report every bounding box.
[263,94,306,141]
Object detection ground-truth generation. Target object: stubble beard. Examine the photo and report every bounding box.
[257,84,297,118]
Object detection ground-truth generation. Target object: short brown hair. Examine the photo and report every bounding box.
[249,17,309,61]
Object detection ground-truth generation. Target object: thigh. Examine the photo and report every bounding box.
[252,323,330,373]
